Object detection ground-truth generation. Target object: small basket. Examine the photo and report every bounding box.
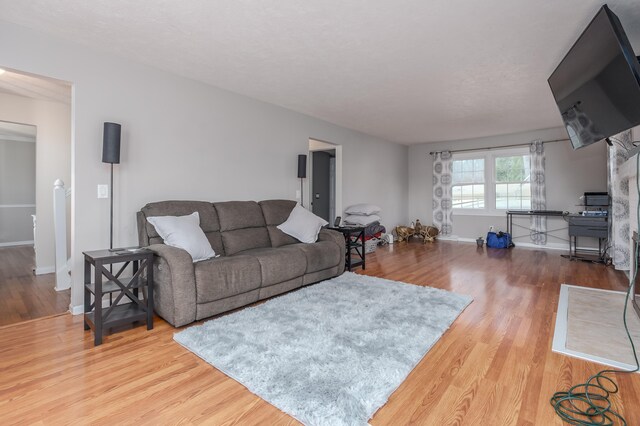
[365,238,379,254]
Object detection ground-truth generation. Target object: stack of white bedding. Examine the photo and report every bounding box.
[343,204,381,226]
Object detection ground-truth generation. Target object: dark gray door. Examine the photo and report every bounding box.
[312,151,331,221]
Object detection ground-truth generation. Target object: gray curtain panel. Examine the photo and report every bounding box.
[529,140,546,245]
[432,151,453,236]
[607,129,633,271]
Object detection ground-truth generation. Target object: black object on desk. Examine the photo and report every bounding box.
[83,248,154,346]
[327,226,365,271]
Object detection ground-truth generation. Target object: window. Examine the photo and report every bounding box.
[495,155,531,210]
[452,148,531,215]
[452,158,485,209]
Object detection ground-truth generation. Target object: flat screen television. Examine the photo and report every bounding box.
[548,5,640,149]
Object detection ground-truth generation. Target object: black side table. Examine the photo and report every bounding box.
[83,248,154,345]
[327,226,365,271]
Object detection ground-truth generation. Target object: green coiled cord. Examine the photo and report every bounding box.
[550,152,640,426]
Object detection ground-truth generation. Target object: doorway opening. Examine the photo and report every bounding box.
[0,67,72,326]
[308,139,342,224]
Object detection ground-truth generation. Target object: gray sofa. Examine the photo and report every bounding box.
[137,199,345,327]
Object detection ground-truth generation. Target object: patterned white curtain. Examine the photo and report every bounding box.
[432,151,453,236]
[608,130,633,270]
[529,141,546,244]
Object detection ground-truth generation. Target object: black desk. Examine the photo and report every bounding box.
[505,210,609,263]
[506,210,569,243]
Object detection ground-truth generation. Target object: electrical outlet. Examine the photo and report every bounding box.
[97,184,109,199]
[295,189,301,199]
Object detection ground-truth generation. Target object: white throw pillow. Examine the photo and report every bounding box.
[344,203,381,216]
[146,212,216,262]
[344,214,381,226]
[277,204,329,244]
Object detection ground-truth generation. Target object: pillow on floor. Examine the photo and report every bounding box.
[146,212,216,262]
[277,204,329,243]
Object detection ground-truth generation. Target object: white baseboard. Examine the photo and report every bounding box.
[439,235,597,252]
[0,240,34,247]
[34,265,55,275]
[70,296,135,316]
[70,304,83,315]
[511,241,570,251]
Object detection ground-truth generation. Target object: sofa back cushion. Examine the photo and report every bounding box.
[138,201,225,255]
[259,199,299,247]
[214,201,271,255]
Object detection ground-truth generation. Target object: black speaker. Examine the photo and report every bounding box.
[297,154,307,178]
[102,122,121,164]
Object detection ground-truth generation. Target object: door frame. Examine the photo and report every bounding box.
[308,138,342,224]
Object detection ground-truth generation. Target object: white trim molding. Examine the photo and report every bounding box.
[34,265,55,275]
[53,179,71,291]
[0,204,36,208]
[70,304,84,315]
[308,138,342,223]
[0,240,34,247]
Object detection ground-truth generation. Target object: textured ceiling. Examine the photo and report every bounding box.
[1,0,639,144]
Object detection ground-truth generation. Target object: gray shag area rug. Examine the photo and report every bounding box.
[174,272,472,426]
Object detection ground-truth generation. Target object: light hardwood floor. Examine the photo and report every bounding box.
[0,245,70,327]
[0,241,638,424]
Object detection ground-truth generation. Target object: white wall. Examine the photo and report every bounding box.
[0,93,71,270]
[0,21,408,312]
[408,127,608,245]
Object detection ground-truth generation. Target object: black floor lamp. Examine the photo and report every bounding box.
[102,122,121,250]
[298,154,307,207]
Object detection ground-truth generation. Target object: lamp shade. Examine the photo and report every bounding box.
[297,154,307,178]
[102,122,121,164]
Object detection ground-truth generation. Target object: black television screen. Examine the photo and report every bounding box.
[548,5,640,149]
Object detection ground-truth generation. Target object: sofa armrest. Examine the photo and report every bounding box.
[147,244,197,327]
[318,229,346,274]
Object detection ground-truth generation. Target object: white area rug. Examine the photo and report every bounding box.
[552,284,640,371]
[174,272,472,426]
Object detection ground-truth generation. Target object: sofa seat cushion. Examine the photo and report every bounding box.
[291,241,342,273]
[194,255,261,303]
[239,246,306,287]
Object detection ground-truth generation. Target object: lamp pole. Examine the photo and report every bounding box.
[102,122,121,251]
[110,162,114,250]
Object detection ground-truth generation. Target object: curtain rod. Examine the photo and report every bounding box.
[428,138,569,156]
